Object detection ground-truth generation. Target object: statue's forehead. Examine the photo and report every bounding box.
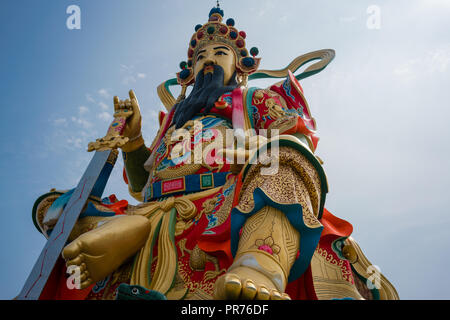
[196,42,232,51]
[193,41,236,62]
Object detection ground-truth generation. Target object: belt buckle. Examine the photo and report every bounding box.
[200,173,214,189]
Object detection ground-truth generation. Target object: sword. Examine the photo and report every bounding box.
[17,150,118,299]
[17,92,136,299]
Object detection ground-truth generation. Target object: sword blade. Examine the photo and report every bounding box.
[17,150,114,300]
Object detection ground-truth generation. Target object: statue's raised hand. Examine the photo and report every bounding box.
[87,90,144,152]
[114,90,145,152]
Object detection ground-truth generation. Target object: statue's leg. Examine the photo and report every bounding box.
[214,205,298,300]
[215,145,324,300]
[62,215,151,289]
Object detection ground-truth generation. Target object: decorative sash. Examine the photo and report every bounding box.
[129,187,220,298]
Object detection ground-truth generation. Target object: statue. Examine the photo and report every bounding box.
[27,6,399,300]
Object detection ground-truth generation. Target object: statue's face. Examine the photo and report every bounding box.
[193,43,236,85]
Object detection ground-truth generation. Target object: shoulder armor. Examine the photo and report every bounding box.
[270,70,317,131]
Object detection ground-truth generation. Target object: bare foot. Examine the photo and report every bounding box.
[214,266,291,300]
[62,215,151,289]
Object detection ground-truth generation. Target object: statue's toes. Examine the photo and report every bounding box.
[268,290,291,300]
[214,273,242,300]
[255,285,270,300]
[240,279,257,300]
[223,274,242,300]
[281,293,291,300]
[270,290,283,300]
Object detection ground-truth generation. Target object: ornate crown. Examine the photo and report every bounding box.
[176,6,261,86]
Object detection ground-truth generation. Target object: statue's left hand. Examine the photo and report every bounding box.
[114,90,145,152]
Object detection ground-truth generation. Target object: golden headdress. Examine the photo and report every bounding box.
[176,6,261,86]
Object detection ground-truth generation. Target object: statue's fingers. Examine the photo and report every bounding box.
[130,97,142,116]
[65,255,83,267]
[80,278,93,289]
[129,89,138,102]
[113,96,120,111]
[240,280,257,300]
[80,270,89,282]
[125,99,132,108]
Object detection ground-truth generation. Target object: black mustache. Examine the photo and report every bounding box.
[172,65,238,129]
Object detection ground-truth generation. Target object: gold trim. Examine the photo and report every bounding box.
[311,244,364,300]
[129,187,221,295]
[345,237,400,300]
[106,149,119,165]
[157,81,176,111]
[260,49,335,87]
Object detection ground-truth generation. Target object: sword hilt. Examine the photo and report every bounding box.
[87,108,134,152]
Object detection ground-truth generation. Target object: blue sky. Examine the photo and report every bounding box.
[1,0,449,299]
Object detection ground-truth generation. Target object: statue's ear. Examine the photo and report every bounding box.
[236,56,261,75]
[176,67,195,87]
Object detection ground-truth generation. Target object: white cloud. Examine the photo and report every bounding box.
[122,75,136,85]
[120,64,147,85]
[78,106,89,114]
[71,116,93,129]
[120,64,133,72]
[98,89,110,99]
[98,111,113,122]
[393,46,450,79]
[66,137,83,149]
[98,101,110,111]
[256,0,275,17]
[393,59,419,79]
[427,47,450,73]
[53,118,67,126]
[86,94,96,103]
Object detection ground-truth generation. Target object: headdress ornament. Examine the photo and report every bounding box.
[177,5,261,86]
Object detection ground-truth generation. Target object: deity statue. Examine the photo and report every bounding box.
[28,6,398,300]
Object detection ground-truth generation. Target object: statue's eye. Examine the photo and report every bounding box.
[197,55,204,61]
[215,51,227,56]
[131,287,140,295]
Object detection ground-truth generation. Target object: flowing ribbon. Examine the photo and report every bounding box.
[157,49,335,111]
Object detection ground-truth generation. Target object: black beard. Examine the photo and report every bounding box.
[172,65,238,129]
